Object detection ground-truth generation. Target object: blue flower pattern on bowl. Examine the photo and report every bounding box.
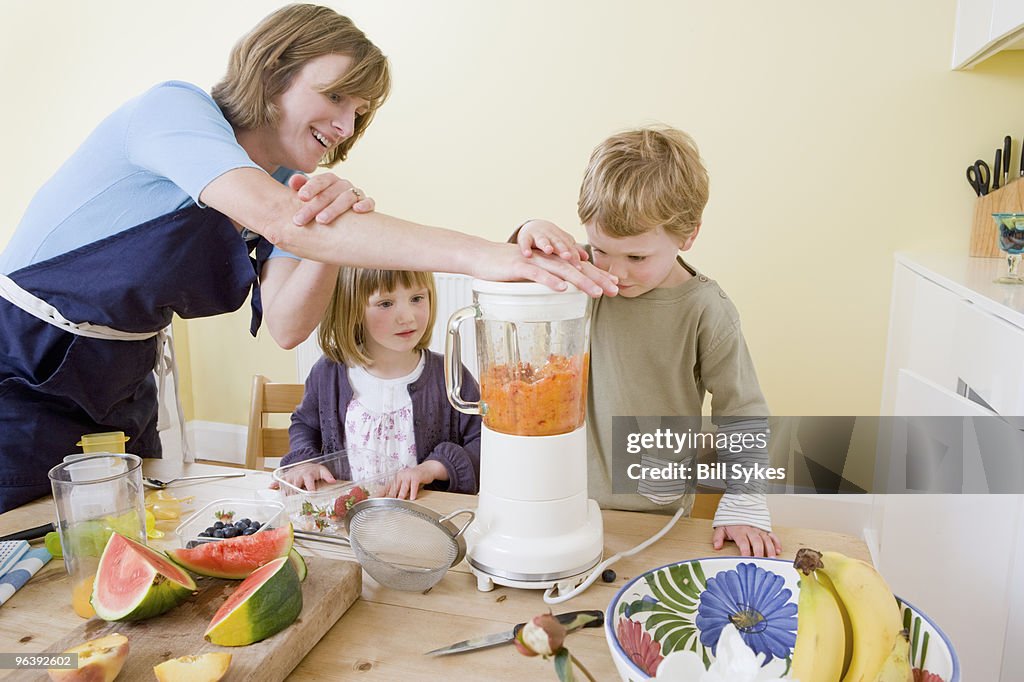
[695,562,798,664]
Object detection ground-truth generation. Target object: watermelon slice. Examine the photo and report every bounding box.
[92,533,196,622]
[167,525,293,579]
[204,556,302,646]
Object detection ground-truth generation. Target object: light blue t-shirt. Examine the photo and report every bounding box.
[0,81,299,275]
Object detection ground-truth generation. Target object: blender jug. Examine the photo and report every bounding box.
[446,281,603,592]
[445,281,591,433]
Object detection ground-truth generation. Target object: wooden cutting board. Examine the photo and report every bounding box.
[32,555,360,681]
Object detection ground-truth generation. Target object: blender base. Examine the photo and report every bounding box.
[468,553,602,593]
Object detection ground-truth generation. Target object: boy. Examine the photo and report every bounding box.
[516,127,780,557]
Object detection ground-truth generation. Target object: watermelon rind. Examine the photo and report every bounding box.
[167,524,294,579]
[288,548,307,582]
[92,533,196,622]
[204,556,303,646]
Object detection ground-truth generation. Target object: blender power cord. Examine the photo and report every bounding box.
[542,506,686,605]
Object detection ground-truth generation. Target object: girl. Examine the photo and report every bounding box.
[281,267,480,498]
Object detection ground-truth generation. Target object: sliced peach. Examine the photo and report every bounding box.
[47,633,129,682]
[153,652,232,682]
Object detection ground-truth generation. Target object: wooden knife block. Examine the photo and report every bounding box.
[971,178,1024,257]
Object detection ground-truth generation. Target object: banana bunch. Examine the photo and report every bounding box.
[790,548,911,682]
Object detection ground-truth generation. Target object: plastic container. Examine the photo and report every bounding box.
[272,451,400,535]
[76,431,130,454]
[174,498,284,549]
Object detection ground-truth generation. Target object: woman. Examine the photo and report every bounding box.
[0,4,615,512]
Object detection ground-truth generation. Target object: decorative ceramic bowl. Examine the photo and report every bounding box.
[605,557,958,682]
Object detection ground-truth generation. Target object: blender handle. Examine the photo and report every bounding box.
[445,305,482,415]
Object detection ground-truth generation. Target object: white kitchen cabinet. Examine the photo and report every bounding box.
[879,253,1024,681]
[953,0,1024,69]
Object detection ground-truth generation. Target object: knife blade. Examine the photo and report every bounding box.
[0,522,55,543]
[426,610,604,656]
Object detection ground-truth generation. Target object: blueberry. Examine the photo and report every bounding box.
[222,527,239,538]
[250,521,261,530]
[234,521,247,529]
[198,531,210,538]
[213,521,224,530]
[242,527,257,535]
[186,540,199,549]
[601,569,617,583]
[205,526,216,534]
[239,518,252,527]
[212,529,226,538]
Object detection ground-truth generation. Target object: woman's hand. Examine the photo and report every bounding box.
[712,525,783,558]
[289,173,375,226]
[474,242,618,298]
[388,461,448,500]
[516,219,589,266]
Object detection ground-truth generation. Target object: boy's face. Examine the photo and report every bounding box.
[585,223,697,297]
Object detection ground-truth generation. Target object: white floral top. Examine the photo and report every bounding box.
[344,353,425,481]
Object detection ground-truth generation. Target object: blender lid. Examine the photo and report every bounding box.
[471,280,589,322]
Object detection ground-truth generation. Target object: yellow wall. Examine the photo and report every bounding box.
[5,1,1024,424]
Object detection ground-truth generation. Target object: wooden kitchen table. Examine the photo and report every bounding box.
[0,460,870,681]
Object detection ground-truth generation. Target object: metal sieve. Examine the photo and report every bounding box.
[342,498,474,592]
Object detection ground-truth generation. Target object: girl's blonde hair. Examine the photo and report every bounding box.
[577,126,709,241]
[319,268,437,367]
[212,3,391,166]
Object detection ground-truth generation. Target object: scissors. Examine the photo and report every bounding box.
[966,159,991,197]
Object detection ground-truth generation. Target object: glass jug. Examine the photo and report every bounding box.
[445,281,592,436]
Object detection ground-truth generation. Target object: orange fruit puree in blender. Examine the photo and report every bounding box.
[480,353,588,436]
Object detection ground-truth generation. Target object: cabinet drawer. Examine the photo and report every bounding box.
[955,302,1024,416]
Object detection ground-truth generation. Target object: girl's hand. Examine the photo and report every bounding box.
[290,173,375,226]
[712,525,783,558]
[389,461,448,500]
[516,219,589,266]
[270,463,336,492]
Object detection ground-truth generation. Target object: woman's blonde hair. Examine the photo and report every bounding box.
[577,126,709,241]
[319,268,437,367]
[212,3,390,166]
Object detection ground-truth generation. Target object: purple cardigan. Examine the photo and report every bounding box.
[283,350,481,494]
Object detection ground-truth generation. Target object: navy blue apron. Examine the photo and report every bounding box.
[0,205,267,512]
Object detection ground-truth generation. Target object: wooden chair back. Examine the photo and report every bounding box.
[245,375,304,471]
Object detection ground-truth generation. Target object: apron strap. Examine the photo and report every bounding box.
[0,274,193,461]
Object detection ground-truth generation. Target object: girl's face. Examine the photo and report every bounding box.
[272,53,370,172]
[362,284,431,359]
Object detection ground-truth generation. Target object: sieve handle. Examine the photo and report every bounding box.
[438,508,475,538]
[445,305,482,415]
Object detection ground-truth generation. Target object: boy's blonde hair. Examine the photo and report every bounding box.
[212,3,390,166]
[577,126,709,241]
[319,268,437,367]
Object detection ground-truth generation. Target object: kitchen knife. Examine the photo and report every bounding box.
[426,610,604,656]
[0,522,55,543]
[1004,135,1012,185]
[994,148,1002,190]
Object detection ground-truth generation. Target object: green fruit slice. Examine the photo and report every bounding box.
[204,556,302,646]
[167,525,293,579]
[289,548,307,582]
[44,531,63,558]
[92,533,196,622]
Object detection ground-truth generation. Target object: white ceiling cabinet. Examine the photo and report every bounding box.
[953,0,1024,69]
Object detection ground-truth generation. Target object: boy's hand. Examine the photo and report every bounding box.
[388,461,448,500]
[290,173,375,226]
[516,219,590,266]
[712,525,782,558]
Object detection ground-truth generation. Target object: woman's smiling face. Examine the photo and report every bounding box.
[273,53,370,172]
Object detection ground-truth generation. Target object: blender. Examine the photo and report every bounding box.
[445,280,603,593]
